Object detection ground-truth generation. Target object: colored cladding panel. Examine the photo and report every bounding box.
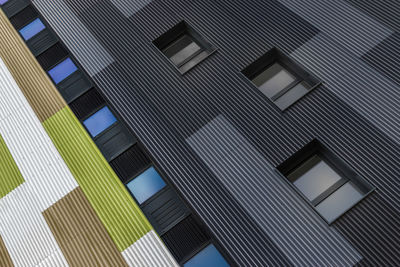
[43,187,128,266]
[0,236,13,267]
[43,106,152,251]
[126,166,166,204]
[0,0,8,5]
[184,244,230,267]
[19,18,45,41]
[48,57,78,84]
[0,134,24,198]
[83,106,117,137]
[122,230,179,266]
[0,11,65,122]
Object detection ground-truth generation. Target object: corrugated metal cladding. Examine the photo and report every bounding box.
[32,0,400,266]
[0,9,178,266]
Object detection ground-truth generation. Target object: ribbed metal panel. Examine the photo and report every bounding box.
[0,59,74,266]
[43,187,128,267]
[32,0,400,265]
[122,230,179,267]
[32,0,114,77]
[187,115,361,266]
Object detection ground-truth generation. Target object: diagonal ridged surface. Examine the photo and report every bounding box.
[0,134,24,198]
[43,106,152,251]
[0,10,65,122]
[0,236,14,267]
[43,187,128,267]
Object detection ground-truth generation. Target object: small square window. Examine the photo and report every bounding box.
[83,106,117,137]
[184,244,230,267]
[242,47,321,110]
[153,21,216,74]
[18,18,46,41]
[47,57,78,84]
[277,140,374,224]
[126,166,167,204]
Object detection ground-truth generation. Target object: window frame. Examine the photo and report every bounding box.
[241,47,321,111]
[124,164,170,206]
[277,139,375,224]
[81,105,119,139]
[153,20,217,75]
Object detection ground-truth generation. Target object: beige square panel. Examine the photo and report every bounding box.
[43,187,128,267]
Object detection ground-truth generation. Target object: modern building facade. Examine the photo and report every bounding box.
[0,0,399,266]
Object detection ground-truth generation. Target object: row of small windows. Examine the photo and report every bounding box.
[153,21,320,111]
[1,1,231,265]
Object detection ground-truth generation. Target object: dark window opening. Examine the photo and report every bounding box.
[242,47,321,110]
[277,139,374,224]
[153,21,216,74]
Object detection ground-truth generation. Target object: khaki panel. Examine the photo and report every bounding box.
[43,187,128,267]
[0,236,13,267]
[0,11,65,122]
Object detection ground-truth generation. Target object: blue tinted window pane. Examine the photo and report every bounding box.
[0,0,9,5]
[184,244,230,267]
[19,18,46,41]
[83,106,117,137]
[48,58,78,84]
[126,167,166,204]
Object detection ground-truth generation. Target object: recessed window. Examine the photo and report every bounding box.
[153,21,216,74]
[184,244,230,267]
[277,140,374,224]
[0,0,8,5]
[48,58,78,84]
[18,18,46,41]
[242,47,321,110]
[83,106,117,137]
[126,166,167,204]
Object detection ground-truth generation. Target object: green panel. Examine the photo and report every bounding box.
[43,106,152,251]
[0,134,24,198]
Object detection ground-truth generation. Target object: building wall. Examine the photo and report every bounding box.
[0,7,177,266]
[1,0,400,266]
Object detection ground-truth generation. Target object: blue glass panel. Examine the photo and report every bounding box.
[83,106,117,137]
[47,58,78,84]
[0,0,9,5]
[126,167,166,204]
[184,244,230,267]
[19,18,46,41]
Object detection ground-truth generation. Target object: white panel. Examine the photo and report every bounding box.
[0,59,74,266]
[122,230,179,267]
[32,0,114,77]
[278,0,393,57]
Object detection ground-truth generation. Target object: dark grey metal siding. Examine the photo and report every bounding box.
[32,0,400,265]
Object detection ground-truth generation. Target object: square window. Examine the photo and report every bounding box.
[184,244,230,267]
[126,166,167,204]
[242,47,321,110]
[277,140,374,224]
[48,57,78,84]
[18,18,46,41]
[83,106,117,137]
[153,21,216,74]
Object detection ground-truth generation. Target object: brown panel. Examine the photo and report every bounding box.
[0,11,65,122]
[43,187,128,267]
[0,236,14,267]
